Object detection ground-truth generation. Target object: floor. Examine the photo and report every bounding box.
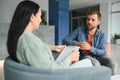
[111,75,120,80]
[0,44,120,80]
[111,44,120,74]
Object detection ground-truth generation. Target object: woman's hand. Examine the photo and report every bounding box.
[54,45,66,52]
[50,45,66,53]
[68,51,80,63]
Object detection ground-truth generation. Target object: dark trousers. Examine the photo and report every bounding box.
[84,55,117,75]
[96,56,117,75]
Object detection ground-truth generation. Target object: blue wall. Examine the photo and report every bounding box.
[49,0,69,45]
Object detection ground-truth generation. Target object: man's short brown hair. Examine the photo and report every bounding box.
[87,10,101,20]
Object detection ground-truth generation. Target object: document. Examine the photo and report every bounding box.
[56,46,80,62]
[70,59,93,68]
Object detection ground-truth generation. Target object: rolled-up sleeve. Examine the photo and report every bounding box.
[62,28,79,46]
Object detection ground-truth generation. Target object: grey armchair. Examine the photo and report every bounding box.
[4,57,112,80]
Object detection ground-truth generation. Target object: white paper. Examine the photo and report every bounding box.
[56,46,80,62]
[70,59,93,68]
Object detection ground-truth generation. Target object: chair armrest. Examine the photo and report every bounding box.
[4,57,112,80]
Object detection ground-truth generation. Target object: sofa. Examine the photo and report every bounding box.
[4,57,112,80]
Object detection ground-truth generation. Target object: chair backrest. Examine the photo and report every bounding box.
[4,57,111,80]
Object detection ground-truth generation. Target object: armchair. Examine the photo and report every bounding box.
[4,57,111,80]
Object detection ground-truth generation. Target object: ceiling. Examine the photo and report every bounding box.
[69,0,120,10]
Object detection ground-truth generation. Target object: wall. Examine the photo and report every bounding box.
[33,0,49,25]
[0,0,48,24]
[0,0,10,23]
[0,23,9,60]
[100,2,111,43]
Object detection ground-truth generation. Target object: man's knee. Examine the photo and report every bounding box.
[84,56,100,67]
[96,56,117,75]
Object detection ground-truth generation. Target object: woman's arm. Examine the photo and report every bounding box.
[49,45,66,53]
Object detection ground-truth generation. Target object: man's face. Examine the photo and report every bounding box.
[87,14,100,30]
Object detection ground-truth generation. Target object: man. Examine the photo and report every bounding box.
[62,10,117,75]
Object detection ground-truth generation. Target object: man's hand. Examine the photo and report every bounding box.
[77,42,91,50]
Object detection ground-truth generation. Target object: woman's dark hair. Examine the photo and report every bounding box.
[7,0,40,62]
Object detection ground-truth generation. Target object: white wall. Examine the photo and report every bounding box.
[0,0,48,24]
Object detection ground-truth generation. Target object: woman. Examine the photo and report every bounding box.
[7,0,80,69]
[7,0,93,69]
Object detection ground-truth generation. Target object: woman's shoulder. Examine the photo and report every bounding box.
[18,31,42,46]
[23,31,42,42]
